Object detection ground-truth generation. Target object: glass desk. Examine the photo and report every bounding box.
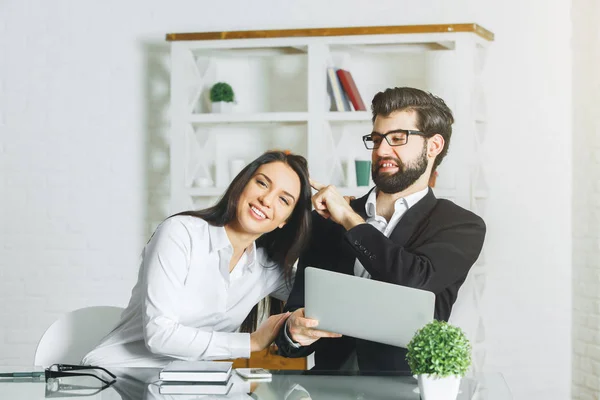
[0,366,512,399]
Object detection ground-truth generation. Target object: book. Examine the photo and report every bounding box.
[158,380,233,395]
[159,360,233,382]
[336,69,367,111]
[327,67,350,111]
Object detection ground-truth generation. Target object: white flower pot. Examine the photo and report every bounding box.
[417,374,461,400]
[211,101,233,113]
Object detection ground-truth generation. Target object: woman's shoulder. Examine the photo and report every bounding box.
[166,214,209,227]
[154,215,210,240]
[255,248,294,298]
[255,248,284,275]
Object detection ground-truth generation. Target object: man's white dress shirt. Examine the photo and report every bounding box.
[353,187,429,278]
[82,216,291,367]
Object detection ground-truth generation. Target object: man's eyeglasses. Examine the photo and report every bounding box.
[44,364,116,397]
[362,130,427,149]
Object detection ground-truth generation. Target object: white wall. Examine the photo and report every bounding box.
[0,1,572,399]
[572,0,600,397]
[472,1,572,399]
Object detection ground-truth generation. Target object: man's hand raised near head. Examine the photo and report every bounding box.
[310,179,365,230]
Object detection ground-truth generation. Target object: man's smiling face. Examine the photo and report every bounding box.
[371,110,429,194]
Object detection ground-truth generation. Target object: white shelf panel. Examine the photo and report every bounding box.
[189,187,225,197]
[335,186,374,198]
[183,38,312,51]
[473,189,489,199]
[192,47,308,57]
[189,112,309,124]
[332,42,455,53]
[325,111,371,122]
[188,186,457,199]
[331,186,457,199]
[187,185,473,201]
[190,186,371,198]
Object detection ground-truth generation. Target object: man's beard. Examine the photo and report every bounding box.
[372,143,428,194]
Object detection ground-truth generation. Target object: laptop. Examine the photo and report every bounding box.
[304,267,435,348]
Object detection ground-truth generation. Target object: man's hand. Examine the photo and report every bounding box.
[288,308,342,347]
[310,179,364,230]
[344,195,356,203]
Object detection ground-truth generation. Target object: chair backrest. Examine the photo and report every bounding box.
[34,306,124,368]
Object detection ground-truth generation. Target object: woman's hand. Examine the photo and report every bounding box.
[250,312,291,352]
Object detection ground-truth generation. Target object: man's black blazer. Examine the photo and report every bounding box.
[276,188,486,372]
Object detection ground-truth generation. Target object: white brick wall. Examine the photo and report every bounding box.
[474,0,572,398]
[0,1,575,398]
[0,1,162,365]
[572,0,600,397]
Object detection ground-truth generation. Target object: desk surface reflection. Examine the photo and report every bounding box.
[110,368,509,400]
[0,366,511,399]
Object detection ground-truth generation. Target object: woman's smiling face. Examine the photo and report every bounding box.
[234,161,301,236]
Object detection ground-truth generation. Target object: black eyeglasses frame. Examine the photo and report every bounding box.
[44,364,116,386]
[362,129,427,149]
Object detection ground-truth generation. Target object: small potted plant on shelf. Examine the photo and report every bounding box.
[406,320,471,400]
[209,82,235,113]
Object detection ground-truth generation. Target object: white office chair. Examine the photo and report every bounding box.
[34,306,124,368]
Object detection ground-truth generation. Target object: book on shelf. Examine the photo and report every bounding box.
[326,67,351,111]
[158,380,234,395]
[336,69,367,111]
[158,360,233,382]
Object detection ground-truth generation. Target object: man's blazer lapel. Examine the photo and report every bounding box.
[388,188,438,246]
[350,187,374,220]
[343,187,437,270]
[332,188,373,275]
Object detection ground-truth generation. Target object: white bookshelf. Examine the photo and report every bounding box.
[325,111,371,122]
[167,24,492,212]
[167,23,493,376]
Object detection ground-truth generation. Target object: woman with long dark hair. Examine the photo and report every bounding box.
[82,151,312,367]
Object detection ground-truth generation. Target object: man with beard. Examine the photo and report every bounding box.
[275,87,486,372]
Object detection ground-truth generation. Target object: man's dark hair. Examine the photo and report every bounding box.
[371,87,454,172]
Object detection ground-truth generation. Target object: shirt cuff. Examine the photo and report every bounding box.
[210,332,252,359]
[283,319,302,349]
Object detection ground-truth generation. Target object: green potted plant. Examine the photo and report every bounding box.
[209,82,235,113]
[406,320,471,400]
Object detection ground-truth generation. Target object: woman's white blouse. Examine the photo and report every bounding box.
[82,216,292,367]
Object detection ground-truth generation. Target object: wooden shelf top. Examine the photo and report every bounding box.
[166,23,494,42]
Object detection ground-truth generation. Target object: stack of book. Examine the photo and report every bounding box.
[327,67,366,112]
[158,360,234,395]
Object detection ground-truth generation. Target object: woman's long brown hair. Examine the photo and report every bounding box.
[174,150,312,333]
